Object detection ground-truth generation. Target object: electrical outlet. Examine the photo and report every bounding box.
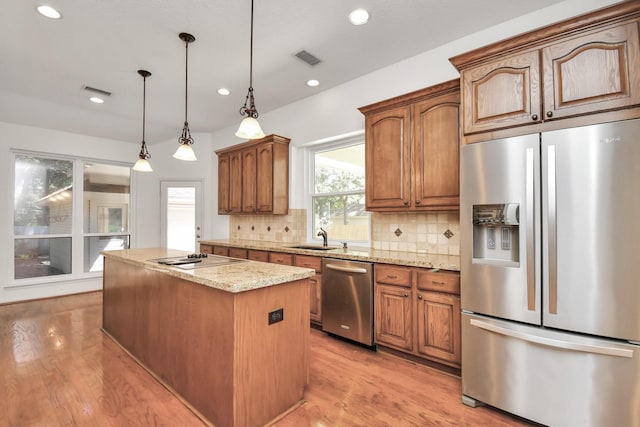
[268,308,284,325]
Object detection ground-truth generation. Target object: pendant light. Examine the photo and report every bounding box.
[174,32,197,161]
[235,0,265,140]
[132,70,153,172]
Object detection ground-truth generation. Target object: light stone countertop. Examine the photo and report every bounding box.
[199,239,461,271]
[102,248,315,293]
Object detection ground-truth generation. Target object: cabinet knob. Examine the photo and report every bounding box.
[415,200,421,205]
[418,294,423,300]
[403,201,410,206]
[546,111,553,118]
[531,114,538,121]
[403,293,409,298]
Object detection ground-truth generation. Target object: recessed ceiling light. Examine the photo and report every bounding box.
[89,97,104,104]
[348,8,369,26]
[217,88,231,96]
[37,5,62,19]
[306,79,320,87]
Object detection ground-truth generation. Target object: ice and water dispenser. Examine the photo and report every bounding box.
[472,204,520,265]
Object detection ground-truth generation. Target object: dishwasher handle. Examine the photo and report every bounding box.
[324,263,369,274]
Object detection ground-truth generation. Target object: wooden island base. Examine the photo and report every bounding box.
[103,257,310,427]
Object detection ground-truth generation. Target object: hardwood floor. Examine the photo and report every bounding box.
[0,292,534,426]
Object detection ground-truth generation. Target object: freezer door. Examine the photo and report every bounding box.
[542,119,640,341]
[462,313,640,427]
[460,134,541,325]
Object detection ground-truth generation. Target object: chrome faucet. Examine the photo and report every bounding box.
[317,227,328,246]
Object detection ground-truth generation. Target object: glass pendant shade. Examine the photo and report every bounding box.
[173,142,197,161]
[133,157,153,172]
[235,117,265,140]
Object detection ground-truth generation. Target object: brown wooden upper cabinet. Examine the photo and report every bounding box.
[358,80,460,212]
[216,134,290,215]
[450,2,640,142]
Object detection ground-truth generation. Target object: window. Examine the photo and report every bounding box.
[310,140,369,244]
[83,163,131,272]
[13,154,130,280]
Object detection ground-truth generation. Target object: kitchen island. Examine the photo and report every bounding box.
[101,248,315,427]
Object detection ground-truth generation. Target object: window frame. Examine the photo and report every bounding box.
[10,150,132,287]
[305,133,370,246]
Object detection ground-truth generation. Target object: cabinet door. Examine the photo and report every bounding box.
[413,93,460,208]
[416,291,461,366]
[365,106,412,209]
[542,22,640,121]
[256,143,274,213]
[242,148,257,213]
[374,284,413,351]
[461,50,541,134]
[309,274,322,323]
[229,151,243,213]
[217,154,231,214]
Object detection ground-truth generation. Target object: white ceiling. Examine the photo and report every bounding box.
[0,0,563,144]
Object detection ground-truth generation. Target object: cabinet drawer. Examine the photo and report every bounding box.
[375,264,412,288]
[228,247,248,259]
[294,255,322,273]
[416,270,460,294]
[247,250,269,262]
[200,244,213,254]
[269,252,294,266]
[213,246,229,257]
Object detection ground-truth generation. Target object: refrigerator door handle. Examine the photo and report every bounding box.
[547,145,558,314]
[470,318,633,358]
[525,148,536,311]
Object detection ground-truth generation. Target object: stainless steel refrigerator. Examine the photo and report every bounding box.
[460,119,640,427]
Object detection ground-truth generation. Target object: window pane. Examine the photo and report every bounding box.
[84,235,130,272]
[313,194,368,241]
[167,187,196,252]
[314,145,365,194]
[14,237,72,279]
[83,163,130,233]
[14,155,73,235]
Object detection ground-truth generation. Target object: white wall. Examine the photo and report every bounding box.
[208,0,620,238]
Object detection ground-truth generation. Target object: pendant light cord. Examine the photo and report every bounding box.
[142,74,147,143]
[249,0,254,91]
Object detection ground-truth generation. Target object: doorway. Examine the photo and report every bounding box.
[160,181,203,252]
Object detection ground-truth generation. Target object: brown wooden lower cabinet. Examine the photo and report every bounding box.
[295,255,323,324]
[374,263,461,368]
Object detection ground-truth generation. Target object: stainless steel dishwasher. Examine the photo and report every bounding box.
[321,258,374,346]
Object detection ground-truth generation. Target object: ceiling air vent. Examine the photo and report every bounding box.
[82,85,112,97]
[294,50,322,66]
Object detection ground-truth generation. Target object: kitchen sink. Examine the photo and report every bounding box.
[289,245,340,251]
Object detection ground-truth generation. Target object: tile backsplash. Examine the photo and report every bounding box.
[371,212,460,256]
[228,209,460,256]
[229,209,306,243]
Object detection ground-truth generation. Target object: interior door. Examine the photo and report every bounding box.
[541,119,640,341]
[460,134,541,325]
[160,181,203,252]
